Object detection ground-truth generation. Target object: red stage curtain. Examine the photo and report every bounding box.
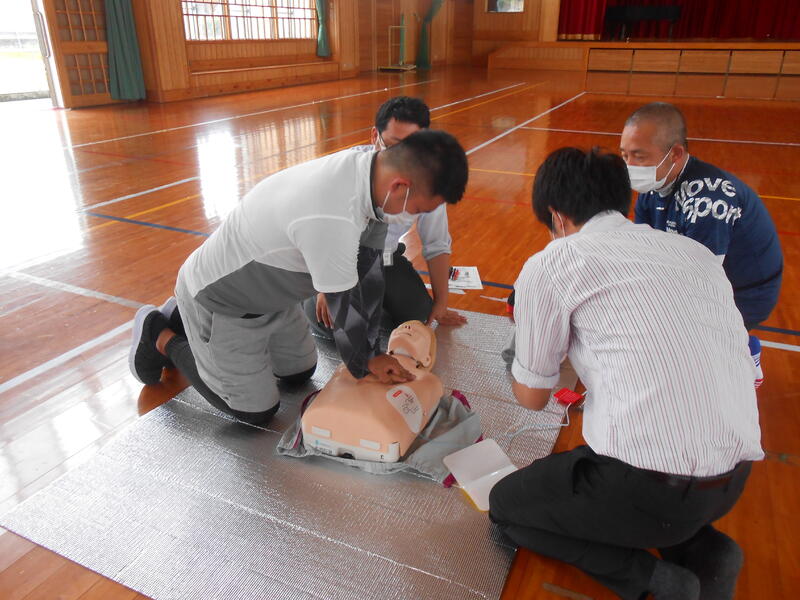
[558,0,608,40]
[558,0,800,40]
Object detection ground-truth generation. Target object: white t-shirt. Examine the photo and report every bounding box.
[179,149,376,316]
[352,145,452,260]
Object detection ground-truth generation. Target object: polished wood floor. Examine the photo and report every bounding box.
[1,66,798,599]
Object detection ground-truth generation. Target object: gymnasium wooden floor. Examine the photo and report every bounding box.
[1,65,798,599]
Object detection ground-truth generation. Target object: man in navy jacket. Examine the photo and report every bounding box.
[621,102,782,386]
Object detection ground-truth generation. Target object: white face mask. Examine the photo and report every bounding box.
[550,211,566,240]
[627,147,675,193]
[381,185,416,227]
[376,132,387,151]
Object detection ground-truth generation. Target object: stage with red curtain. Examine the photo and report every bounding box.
[558,0,800,41]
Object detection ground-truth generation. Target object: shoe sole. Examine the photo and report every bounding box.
[158,296,177,322]
[129,304,157,384]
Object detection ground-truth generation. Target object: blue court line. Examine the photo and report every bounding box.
[754,324,800,336]
[417,270,515,291]
[86,212,210,237]
[419,270,800,337]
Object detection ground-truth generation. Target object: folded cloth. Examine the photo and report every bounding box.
[276,390,482,484]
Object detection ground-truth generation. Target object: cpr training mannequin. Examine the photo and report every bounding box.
[301,321,443,462]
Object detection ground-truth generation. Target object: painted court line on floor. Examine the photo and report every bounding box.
[5,272,142,309]
[69,82,527,179]
[466,92,586,156]
[432,82,540,122]
[761,340,800,353]
[85,213,210,236]
[83,177,200,212]
[3,274,798,396]
[0,321,133,395]
[430,81,526,113]
[69,79,440,149]
[76,81,528,212]
[520,126,800,148]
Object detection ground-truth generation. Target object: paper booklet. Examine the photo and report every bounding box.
[443,439,518,511]
[448,266,483,290]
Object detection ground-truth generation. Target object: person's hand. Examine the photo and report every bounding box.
[367,354,415,383]
[315,293,333,329]
[426,301,468,327]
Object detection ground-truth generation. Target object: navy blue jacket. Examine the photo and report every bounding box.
[634,156,782,291]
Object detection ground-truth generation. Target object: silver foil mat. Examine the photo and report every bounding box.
[1,311,572,600]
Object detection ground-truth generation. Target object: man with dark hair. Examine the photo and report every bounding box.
[127,129,469,426]
[306,96,466,340]
[374,96,431,148]
[621,101,782,386]
[489,147,762,600]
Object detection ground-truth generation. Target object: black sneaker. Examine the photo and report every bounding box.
[158,296,185,338]
[128,305,170,385]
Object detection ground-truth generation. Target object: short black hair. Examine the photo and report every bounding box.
[532,147,631,228]
[385,129,468,205]
[625,102,688,151]
[375,96,430,132]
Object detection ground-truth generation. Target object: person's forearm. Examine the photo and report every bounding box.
[512,380,552,411]
[427,253,451,304]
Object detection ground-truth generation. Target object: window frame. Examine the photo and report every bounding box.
[181,1,318,42]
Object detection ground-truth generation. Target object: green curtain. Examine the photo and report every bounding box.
[415,0,444,69]
[316,0,331,58]
[104,0,146,101]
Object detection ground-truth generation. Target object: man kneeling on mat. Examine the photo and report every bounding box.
[301,320,442,462]
[127,130,469,426]
[489,147,762,600]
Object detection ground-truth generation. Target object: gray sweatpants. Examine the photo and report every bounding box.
[175,278,317,413]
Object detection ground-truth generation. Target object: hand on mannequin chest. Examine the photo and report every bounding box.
[302,321,444,462]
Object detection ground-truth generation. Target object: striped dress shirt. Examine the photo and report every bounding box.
[513,211,764,476]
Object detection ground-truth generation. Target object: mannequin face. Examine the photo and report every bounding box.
[387,320,436,369]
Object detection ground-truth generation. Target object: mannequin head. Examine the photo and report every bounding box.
[387,320,437,370]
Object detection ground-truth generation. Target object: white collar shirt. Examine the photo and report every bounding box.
[512,211,763,476]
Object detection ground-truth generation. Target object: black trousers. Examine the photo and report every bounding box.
[489,445,751,600]
[305,244,433,338]
[382,246,433,326]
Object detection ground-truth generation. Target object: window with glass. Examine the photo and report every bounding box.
[182,1,317,41]
[487,0,524,13]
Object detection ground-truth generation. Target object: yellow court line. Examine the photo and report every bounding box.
[471,167,534,177]
[431,82,542,122]
[88,194,201,232]
[467,174,800,206]
[296,83,543,162]
[325,83,543,155]
[762,194,800,203]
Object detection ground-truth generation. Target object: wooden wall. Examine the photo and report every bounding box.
[129,0,445,103]
[330,0,359,76]
[472,0,559,65]
[487,41,800,101]
[131,0,191,102]
[357,0,408,72]
[131,0,356,102]
[432,0,474,66]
